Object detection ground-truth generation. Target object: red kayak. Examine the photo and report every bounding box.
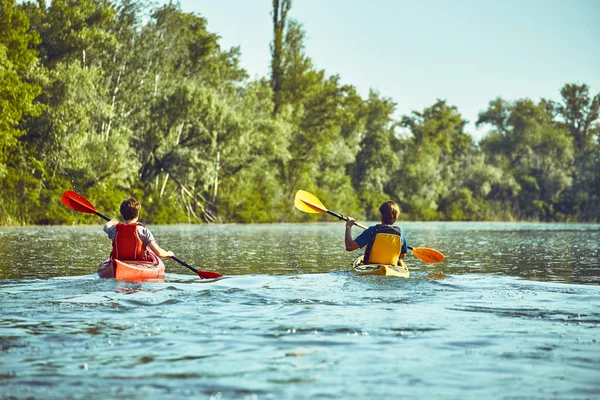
[97,251,165,281]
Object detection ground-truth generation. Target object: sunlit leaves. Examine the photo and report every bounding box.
[25,0,118,67]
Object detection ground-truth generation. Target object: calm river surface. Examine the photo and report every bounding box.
[1,222,599,399]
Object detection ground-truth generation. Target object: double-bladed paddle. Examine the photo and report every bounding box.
[294,190,445,264]
[61,190,222,279]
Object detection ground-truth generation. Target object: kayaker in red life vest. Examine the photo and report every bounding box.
[104,198,174,260]
[345,200,408,265]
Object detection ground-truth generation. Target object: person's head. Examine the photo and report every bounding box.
[379,200,400,225]
[120,198,141,221]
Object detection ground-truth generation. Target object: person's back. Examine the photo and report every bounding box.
[103,198,173,260]
[109,221,148,260]
[345,200,408,265]
[364,224,403,265]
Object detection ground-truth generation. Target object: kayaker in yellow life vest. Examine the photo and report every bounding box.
[104,198,174,260]
[345,200,407,265]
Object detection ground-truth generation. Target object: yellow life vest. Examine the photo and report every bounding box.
[364,225,402,266]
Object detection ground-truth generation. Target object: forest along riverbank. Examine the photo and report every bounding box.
[2,1,599,226]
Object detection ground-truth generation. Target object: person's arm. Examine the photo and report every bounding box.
[103,219,118,238]
[139,226,174,258]
[345,217,360,251]
[148,241,174,258]
[399,232,407,259]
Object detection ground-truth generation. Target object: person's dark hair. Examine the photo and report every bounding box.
[120,198,141,221]
[379,200,400,225]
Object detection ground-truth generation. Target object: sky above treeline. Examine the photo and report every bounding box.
[167,0,600,141]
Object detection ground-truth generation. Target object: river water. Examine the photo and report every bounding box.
[1,222,599,399]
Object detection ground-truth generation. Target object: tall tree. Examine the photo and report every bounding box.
[352,91,399,219]
[392,100,473,220]
[553,83,600,220]
[111,3,258,222]
[555,83,600,155]
[270,0,291,115]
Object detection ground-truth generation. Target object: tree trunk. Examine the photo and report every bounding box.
[213,151,220,201]
[271,0,291,115]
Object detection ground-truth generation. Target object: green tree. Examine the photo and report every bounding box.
[23,61,138,192]
[0,0,42,178]
[24,0,117,67]
[110,3,274,222]
[270,0,291,115]
[478,98,574,220]
[268,13,364,217]
[352,91,399,219]
[555,83,600,155]
[554,83,600,220]
[392,100,473,220]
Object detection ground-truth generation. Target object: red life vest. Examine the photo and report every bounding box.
[110,223,147,260]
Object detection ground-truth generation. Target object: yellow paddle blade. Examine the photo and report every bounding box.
[411,247,445,263]
[294,190,327,214]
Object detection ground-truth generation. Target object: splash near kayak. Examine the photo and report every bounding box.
[352,255,410,278]
[98,251,165,281]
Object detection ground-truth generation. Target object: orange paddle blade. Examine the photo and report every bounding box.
[61,191,98,214]
[411,247,445,263]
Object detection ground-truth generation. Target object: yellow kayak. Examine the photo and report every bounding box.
[352,255,410,278]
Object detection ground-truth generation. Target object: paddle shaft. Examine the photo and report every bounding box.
[95,212,111,222]
[172,256,200,274]
[326,210,368,230]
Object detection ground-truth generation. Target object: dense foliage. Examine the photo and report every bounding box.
[0,0,598,224]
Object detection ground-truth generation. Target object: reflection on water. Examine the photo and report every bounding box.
[0,223,599,399]
[0,222,598,284]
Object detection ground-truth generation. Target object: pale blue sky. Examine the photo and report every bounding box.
[173,0,600,140]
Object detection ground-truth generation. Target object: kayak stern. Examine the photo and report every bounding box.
[352,255,410,278]
[98,251,165,281]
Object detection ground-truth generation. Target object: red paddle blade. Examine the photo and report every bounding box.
[171,256,222,279]
[197,270,223,279]
[61,191,98,214]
